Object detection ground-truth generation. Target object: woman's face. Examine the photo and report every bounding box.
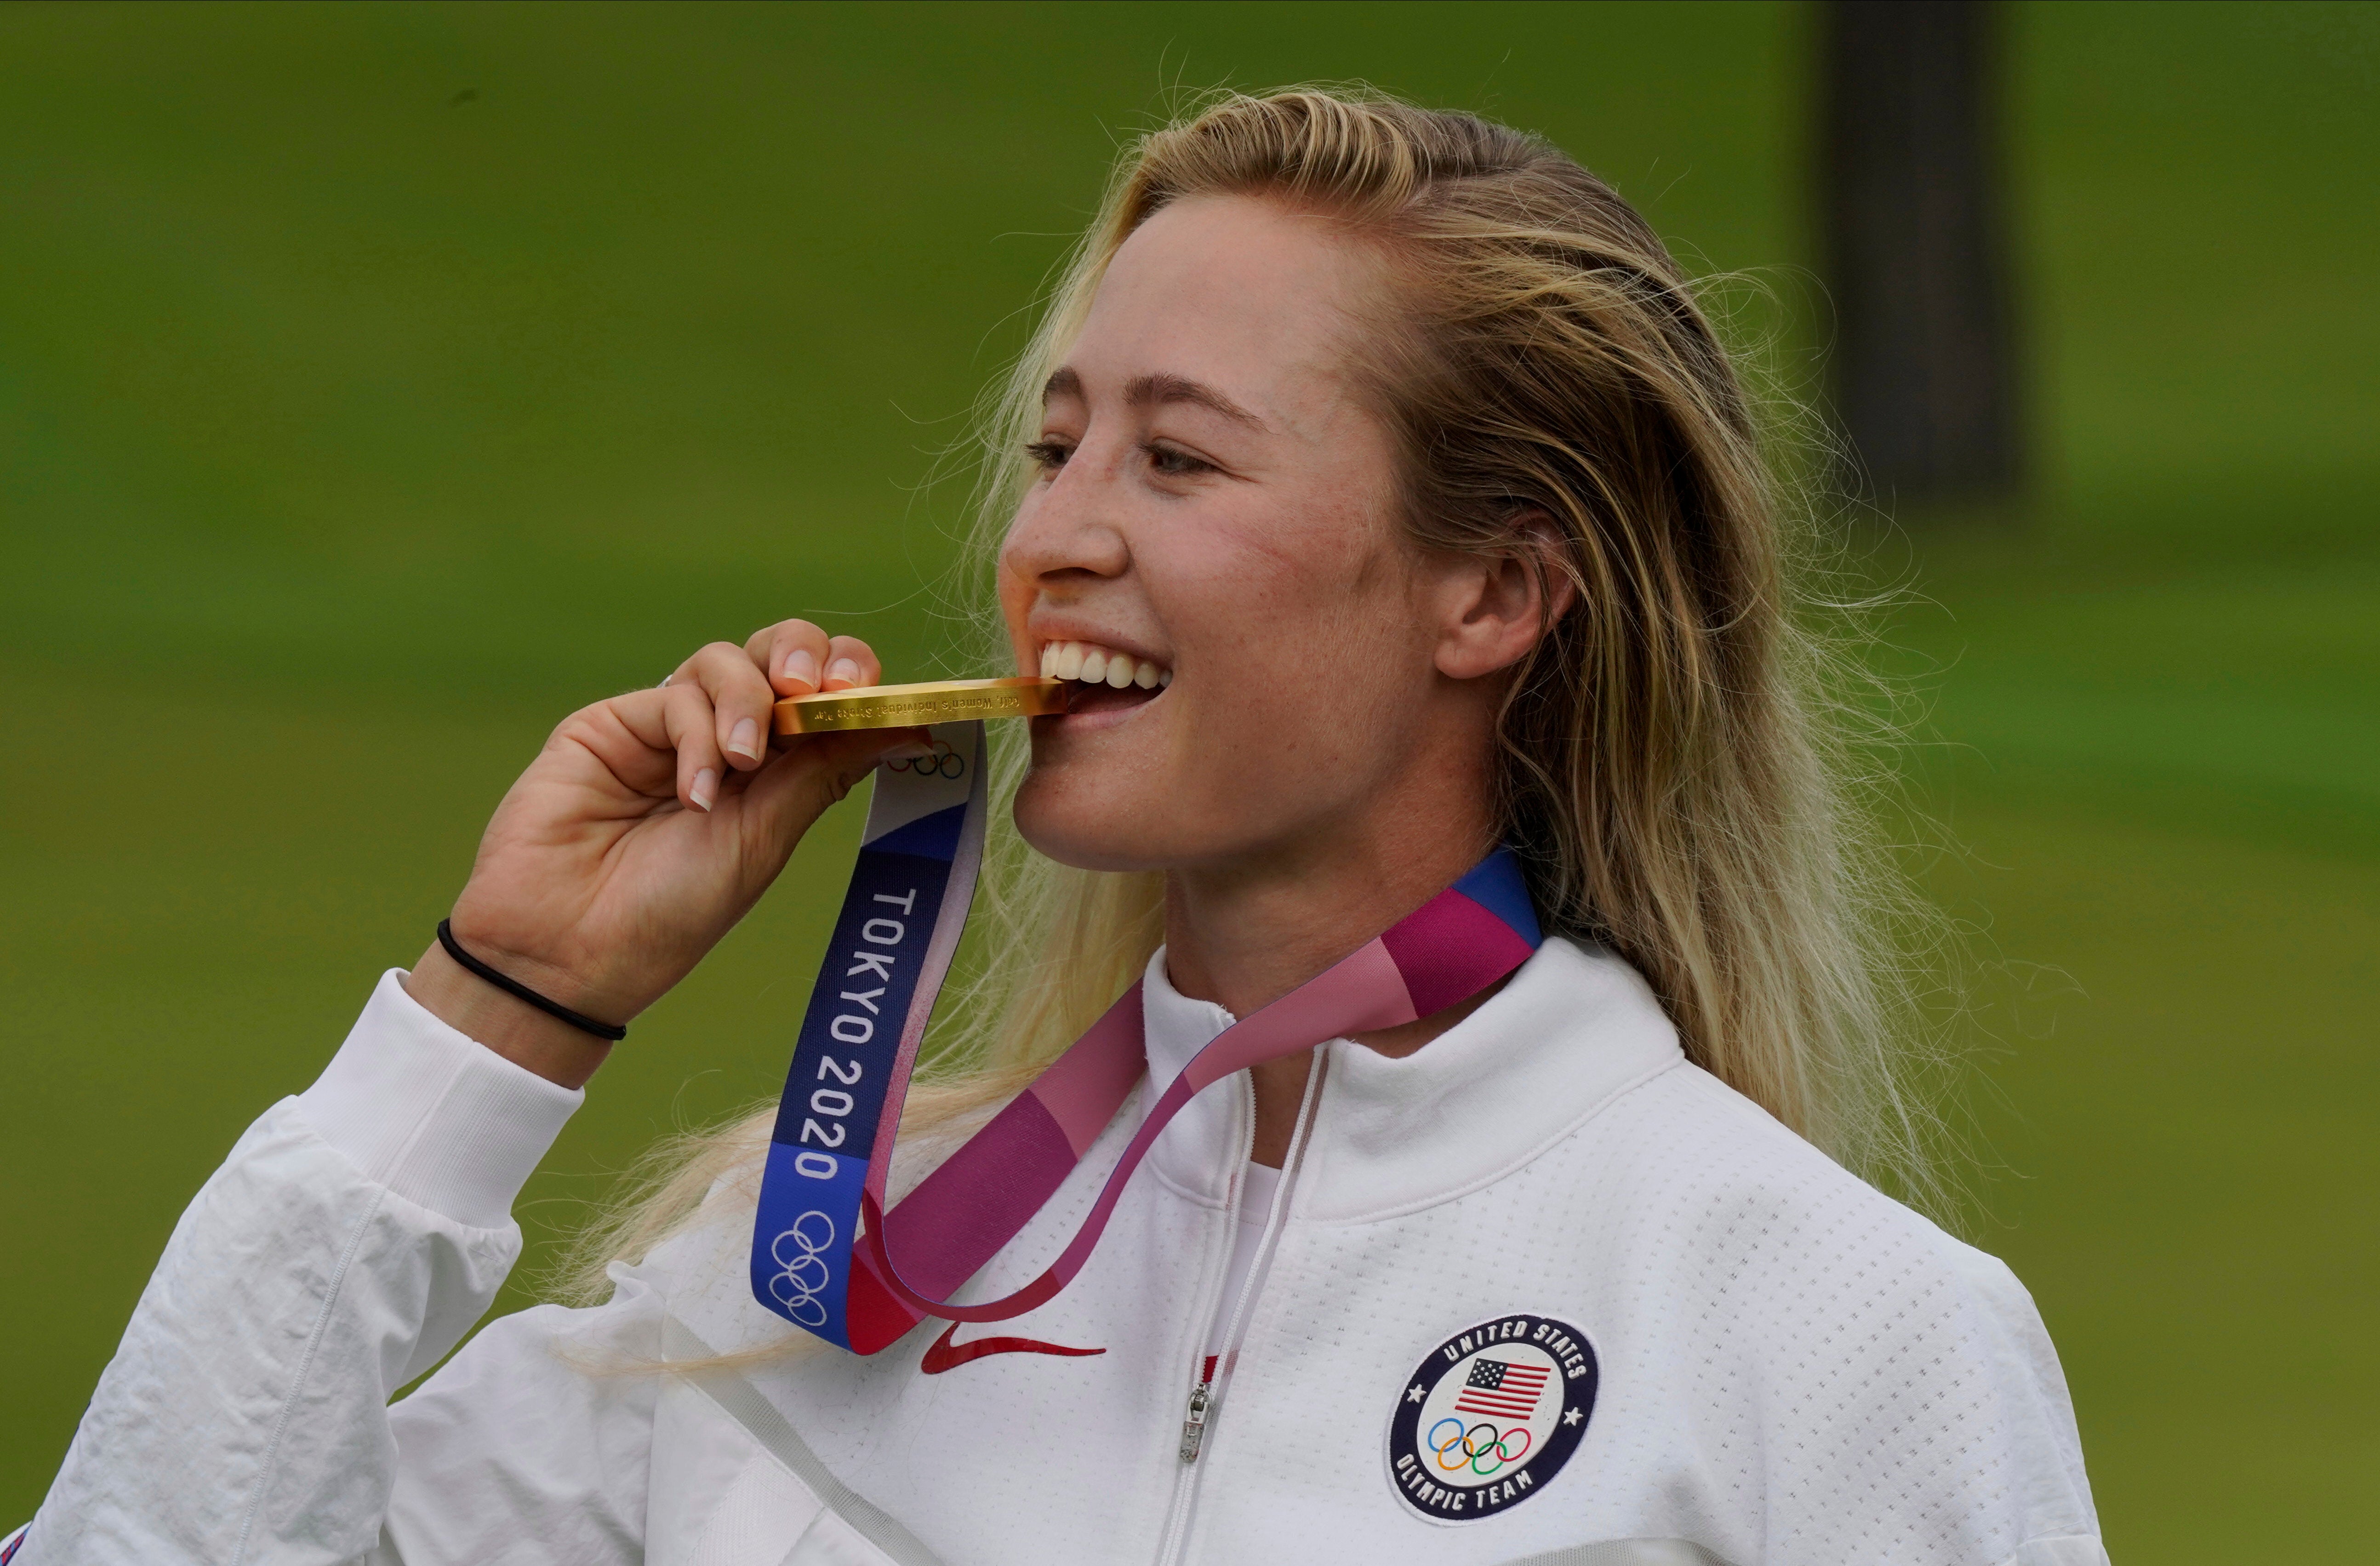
[1000,195,1516,877]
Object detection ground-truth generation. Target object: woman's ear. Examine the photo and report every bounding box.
[1431,511,1580,681]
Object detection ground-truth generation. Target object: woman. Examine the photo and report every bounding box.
[14,91,2105,1566]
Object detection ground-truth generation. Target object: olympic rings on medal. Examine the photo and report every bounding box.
[1427,1416,1532,1477]
[886,739,965,780]
[766,1209,838,1327]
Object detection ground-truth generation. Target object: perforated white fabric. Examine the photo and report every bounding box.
[18,943,2104,1566]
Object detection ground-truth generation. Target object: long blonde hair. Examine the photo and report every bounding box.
[558,88,1952,1313]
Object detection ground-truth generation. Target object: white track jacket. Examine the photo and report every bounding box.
[17,939,2108,1566]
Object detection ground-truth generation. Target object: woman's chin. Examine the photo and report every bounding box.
[1012,781,1181,875]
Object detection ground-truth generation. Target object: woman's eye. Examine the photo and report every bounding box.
[1144,442,1215,478]
[1025,439,1073,472]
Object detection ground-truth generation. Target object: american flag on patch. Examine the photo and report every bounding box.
[1452,1357,1551,1421]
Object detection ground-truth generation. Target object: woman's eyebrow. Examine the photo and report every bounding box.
[1040,366,1269,433]
[1126,372,1271,432]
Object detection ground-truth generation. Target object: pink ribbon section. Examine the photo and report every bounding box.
[1026,988,1150,1156]
[1379,888,1537,1017]
[1181,937,1418,1091]
[847,872,1537,1352]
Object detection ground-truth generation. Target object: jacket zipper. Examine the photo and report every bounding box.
[1177,1384,1211,1463]
[1153,1049,1329,1565]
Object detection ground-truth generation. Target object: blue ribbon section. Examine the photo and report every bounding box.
[1454,849,1542,945]
[751,781,970,1347]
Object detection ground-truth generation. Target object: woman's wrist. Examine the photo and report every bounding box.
[405,939,616,1089]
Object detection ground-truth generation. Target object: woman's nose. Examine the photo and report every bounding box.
[1000,450,1132,586]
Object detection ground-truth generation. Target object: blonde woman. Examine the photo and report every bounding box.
[14,92,2105,1566]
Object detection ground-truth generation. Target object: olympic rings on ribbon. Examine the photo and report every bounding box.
[766,1209,838,1327]
[1427,1416,1532,1477]
[887,741,965,780]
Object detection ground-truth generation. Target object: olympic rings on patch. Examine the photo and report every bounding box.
[766,1209,838,1327]
[1428,1416,1532,1477]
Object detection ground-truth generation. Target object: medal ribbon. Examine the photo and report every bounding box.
[750,720,1543,1355]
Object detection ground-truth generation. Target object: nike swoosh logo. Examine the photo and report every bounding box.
[919,1321,1107,1374]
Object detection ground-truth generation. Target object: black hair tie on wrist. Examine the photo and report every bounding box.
[435,920,628,1042]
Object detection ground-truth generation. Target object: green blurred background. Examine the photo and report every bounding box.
[2,1,2372,1556]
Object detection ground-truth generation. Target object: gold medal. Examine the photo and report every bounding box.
[771,676,1067,736]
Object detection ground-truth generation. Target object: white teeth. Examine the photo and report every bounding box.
[1037,640,1170,693]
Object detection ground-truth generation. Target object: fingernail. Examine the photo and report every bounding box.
[727,718,761,761]
[691,767,718,811]
[783,649,819,690]
[825,658,862,690]
[884,740,935,762]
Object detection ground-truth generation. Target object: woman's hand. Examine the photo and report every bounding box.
[404,621,926,1087]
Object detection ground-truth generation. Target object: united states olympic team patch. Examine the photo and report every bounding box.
[1386,1314,1598,1522]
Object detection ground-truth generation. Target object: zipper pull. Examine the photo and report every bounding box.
[1179,1382,1212,1463]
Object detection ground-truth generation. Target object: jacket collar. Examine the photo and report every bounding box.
[1139,936,1684,1221]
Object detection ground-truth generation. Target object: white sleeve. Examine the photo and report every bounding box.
[1943,1246,2112,1566]
[373,1282,662,1566]
[11,971,647,1566]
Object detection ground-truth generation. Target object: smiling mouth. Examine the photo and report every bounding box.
[1039,639,1170,718]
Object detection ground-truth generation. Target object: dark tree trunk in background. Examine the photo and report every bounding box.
[1821,0,2020,508]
